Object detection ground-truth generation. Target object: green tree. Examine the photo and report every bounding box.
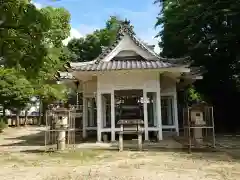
[0,68,34,125]
[0,0,51,74]
[33,6,71,123]
[155,0,240,132]
[0,0,71,124]
[0,0,48,124]
[67,16,127,62]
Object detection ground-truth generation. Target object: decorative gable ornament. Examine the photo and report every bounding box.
[62,20,192,73]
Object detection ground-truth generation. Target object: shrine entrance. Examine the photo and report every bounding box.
[81,88,179,142]
[114,89,143,121]
[59,20,201,143]
[114,90,143,140]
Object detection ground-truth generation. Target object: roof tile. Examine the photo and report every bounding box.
[71,59,174,71]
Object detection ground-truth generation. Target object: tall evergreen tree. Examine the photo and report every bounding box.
[155,0,240,132]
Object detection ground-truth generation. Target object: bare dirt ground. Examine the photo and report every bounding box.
[1,127,240,180]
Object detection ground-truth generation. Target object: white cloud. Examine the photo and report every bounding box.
[154,44,162,54]
[63,28,83,45]
[78,24,99,36]
[62,25,99,45]
[31,1,42,9]
[34,2,42,9]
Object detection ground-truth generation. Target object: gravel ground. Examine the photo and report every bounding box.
[0,127,240,180]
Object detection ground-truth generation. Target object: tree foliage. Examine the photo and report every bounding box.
[155,0,240,132]
[0,68,34,109]
[32,5,70,104]
[0,0,50,74]
[187,86,202,103]
[67,16,126,62]
[0,0,71,116]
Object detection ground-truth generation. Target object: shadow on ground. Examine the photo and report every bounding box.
[0,130,87,147]
[1,131,46,146]
[2,127,240,163]
[18,146,240,164]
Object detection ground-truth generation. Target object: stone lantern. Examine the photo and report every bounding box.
[54,108,69,151]
[190,102,207,143]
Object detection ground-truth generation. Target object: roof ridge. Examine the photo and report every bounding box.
[91,21,190,65]
[130,33,160,58]
[94,21,160,63]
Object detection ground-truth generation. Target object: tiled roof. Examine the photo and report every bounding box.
[55,72,75,80]
[64,21,190,73]
[71,59,175,71]
[68,55,187,72]
[188,67,203,76]
[95,22,161,63]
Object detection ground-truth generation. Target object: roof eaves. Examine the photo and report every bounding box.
[70,59,181,71]
[56,71,76,80]
[69,60,96,71]
[159,56,191,65]
[190,66,204,76]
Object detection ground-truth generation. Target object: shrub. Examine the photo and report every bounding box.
[0,118,7,132]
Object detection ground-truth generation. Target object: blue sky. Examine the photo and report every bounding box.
[33,0,161,52]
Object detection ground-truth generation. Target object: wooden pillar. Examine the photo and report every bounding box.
[89,98,94,127]
[157,75,163,140]
[82,97,87,138]
[167,98,172,125]
[75,81,80,110]
[174,92,179,136]
[153,92,157,127]
[111,91,115,141]
[97,91,102,142]
[102,96,106,128]
[76,92,79,109]
[143,89,149,141]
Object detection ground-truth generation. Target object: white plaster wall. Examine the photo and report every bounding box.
[83,78,97,97]
[97,71,158,92]
[160,75,176,94]
[72,72,176,97]
[97,71,176,93]
[81,71,177,95]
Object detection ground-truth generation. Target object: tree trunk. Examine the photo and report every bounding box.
[38,98,48,126]
[3,104,6,124]
[38,97,42,125]
[24,109,28,126]
[41,102,48,125]
[16,111,20,127]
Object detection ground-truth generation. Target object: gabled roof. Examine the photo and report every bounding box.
[94,22,161,63]
[69,56,178,71]
[66,20,190,72]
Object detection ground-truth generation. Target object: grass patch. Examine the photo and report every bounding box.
[0,149,116,167]
[41,149,111,161]
[129,152,147,159]
[0,152,27,165]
